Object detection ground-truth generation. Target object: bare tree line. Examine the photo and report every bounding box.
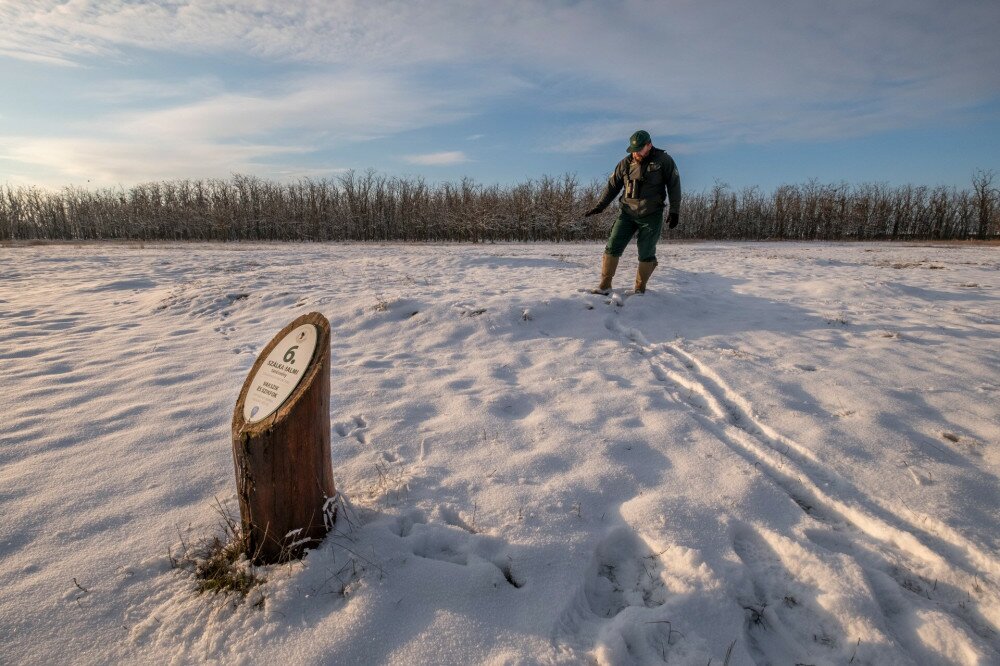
[1,170,997,242]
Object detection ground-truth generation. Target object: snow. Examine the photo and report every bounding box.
[0,241,998,665]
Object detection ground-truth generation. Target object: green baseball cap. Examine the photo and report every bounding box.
[626,130,651,153]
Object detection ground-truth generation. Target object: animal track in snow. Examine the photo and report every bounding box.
[334,415,369,444]
[436,504,478,533]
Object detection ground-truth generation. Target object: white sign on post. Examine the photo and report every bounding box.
[242,324,319,424]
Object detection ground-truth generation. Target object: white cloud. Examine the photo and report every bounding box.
[0,68,494,186]
[82,76,223,104]
[6,1,998,104]
[113,72,471,142]
[403,151,469,166]
[1,0,998,182]
[0,135,311,187]
[0,0,461,67]
[0,47,82,68]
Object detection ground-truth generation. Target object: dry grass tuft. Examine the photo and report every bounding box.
[168,498,266,602]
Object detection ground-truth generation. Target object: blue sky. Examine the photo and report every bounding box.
[1,0,998,192]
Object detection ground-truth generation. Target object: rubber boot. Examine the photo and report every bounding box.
[590,254,619,294]
[634,261,657,293]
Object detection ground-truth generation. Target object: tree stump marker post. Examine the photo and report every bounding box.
[232,311,335,564]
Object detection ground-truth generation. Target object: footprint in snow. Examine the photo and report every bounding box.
[584,526,668,618]
[394,508,522,588]
[800,525,998,664]
[333,415,369,444]
[393,509,427,538]
[434,504,477,534]
[555,527,681,662]
[731,524,845,664]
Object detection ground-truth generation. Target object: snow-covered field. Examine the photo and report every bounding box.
[1,241,998,665]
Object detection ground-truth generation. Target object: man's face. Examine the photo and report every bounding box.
[632,143,652,161]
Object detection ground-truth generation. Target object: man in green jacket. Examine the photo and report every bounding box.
[585,130,681,294]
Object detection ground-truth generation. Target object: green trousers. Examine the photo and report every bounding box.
[603,208,663,263]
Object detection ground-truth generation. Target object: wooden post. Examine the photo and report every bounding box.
[231,312,335,564]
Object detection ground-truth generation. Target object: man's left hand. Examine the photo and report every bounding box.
[668,211,679,229]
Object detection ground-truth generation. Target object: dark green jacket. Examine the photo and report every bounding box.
[594,147,681,218]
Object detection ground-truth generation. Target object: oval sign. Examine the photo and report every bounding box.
[243,324,318,424]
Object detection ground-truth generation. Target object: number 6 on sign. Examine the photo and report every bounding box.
[242,325,317,424]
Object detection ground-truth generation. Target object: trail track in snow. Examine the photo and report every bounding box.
[599,291,1000,662]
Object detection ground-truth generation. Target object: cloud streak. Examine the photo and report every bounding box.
[114,72,471,142]
[403,151,469,166]
[0,68,507,185]
[0,135,309,186]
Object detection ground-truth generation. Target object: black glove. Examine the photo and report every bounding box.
[584,206,602,217]
[668,211,679,229]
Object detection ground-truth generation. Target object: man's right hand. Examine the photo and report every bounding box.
[584,206,602,217]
